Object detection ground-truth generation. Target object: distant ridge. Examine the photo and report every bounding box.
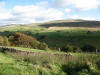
[46,19,88,23]
[0,19,100,28]
[38,19,100,28]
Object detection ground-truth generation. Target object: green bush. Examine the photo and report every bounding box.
[38,42,49,50]
[61,44,74,52]
[62,62,100,75]
[73,47,81,53]
[81,44,96,52]
[9,32,49,50]
[0,36,10,46]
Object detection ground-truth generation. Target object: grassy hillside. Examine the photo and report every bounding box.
[1,29,100,50]
[34,30,100,49]
[0,20,100,50]
[39,19,100,28]
[0,47,100,75]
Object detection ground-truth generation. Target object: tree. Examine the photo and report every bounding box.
[9,32,39,47]
[81,44,96,52]
[0,36,10,46]
[0,36,4,46]
[61,44,73,52]
[9,32,49,50]
[73,47,81,53]
[38,42,48,50]
[3,37,10,46]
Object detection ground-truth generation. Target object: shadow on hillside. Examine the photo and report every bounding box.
[39,21,100,28]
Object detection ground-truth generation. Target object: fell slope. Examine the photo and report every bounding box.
[0,19,100,29]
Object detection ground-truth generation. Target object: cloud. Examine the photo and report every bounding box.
[52,0,100,10]
[0,4,64,25]
[65,8,72,13]
[68,15,96,20]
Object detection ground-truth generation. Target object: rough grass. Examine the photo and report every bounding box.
[0,53,15,63]
[0,49,100,75]
[0,52,66,75]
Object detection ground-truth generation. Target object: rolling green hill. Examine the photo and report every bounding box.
[0,19,100,50]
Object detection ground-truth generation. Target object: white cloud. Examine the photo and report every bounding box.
[68,15,96,20]
[0,12,13,20]
[0,5,64,25]
[53,0,100,10]
[65,8,72,13]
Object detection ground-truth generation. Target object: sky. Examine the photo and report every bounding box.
[0,0,100,25]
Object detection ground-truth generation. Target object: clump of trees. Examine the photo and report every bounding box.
[81,44,96,52]
[61,44,97,53]
[0,36,10,46]
[8,32,48,50]
[61,44,81,52]
[61,45,73,52]
[9,32,38,47]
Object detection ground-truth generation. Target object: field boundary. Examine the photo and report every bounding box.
[0,46,73,57]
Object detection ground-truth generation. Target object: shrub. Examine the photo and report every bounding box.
[62,62,90,75]
[73,47,81,53]
[9,32,38,47]
[3,37,10,46]
[38,42,48,50]
[96,59,100,69]
[81,44,96,52]
[9,32,48,50]
[0,36,4,46]
[61,45,73,52]
[0,36,10,46]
